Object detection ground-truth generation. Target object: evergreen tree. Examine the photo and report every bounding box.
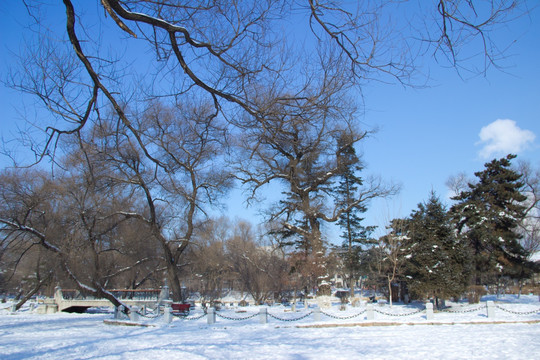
[334,135,375,297]
[402,192,469,306]
[450,154,531,286]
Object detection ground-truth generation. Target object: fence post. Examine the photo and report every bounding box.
[162,299,172,314]
[425,302,434,321]
[54,286,63,301]
[486,300,495,318]
[259,307,268,324]
[366,303,374,321]
[46,303,58,314]
[52,286,62,313]
[115,305,128,319]
[207,307,216,325]
[164,303,173,324]
[313,306,321,322]
[129,306,140,322]
[160,285,169,301]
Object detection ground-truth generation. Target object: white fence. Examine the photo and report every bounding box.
[116,300,540,325]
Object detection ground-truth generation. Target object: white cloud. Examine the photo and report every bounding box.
[477,119,536,159]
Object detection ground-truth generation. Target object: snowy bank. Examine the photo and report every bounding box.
[1,295,539,359]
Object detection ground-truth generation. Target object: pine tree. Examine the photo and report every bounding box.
[450,154,531,286]
[334,135,375,297]
[402,192,469,306]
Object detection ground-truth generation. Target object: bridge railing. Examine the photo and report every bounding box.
[109,289,161,300]
[58,289,161,301]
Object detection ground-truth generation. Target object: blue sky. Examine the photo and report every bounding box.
[1,2,539,241]
[357,7,540,234]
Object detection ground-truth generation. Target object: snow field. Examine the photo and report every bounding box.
[1,295,539,359]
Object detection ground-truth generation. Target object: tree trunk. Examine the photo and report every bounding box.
[154,230,184,302]
[15,273,52,311]
[348,226,355,299]
[163,246,187,302]
[387,277,393,307]
[310,219,331,296]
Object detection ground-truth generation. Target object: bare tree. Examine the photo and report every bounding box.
[516,161,540,256]
[379,219,409,306]
[5,1,527,164]
[358,245,387,298]
[235,88,398,295]
[186,217,234,308]
[225,220,289,304]
[0,167,153,312]
[428,0,528,75]
[69,99,232,301]
[0,169,63,306]
[185,217,290,306]
[446,172,473,199]
[0,239,56,310]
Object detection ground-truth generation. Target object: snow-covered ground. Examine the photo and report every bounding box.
[1,295,539,359]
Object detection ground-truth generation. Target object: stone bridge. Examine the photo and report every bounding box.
[38,287,167,313]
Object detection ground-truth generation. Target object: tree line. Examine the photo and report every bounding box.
[335,155,539,307]
[1,152,538,309]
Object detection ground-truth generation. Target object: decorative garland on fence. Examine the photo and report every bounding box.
[7,301,539,322]
[215,312,259,321]
[438,305,487,313]
[267,311,313,322]
[180,313,207,321]
[131,303,540,323]
[373,308,425,317]
[136,311,161,319]
[320,309,367,320]
[495,305,540,315]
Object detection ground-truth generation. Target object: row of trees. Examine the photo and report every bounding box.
[1,1,537,310]
[351,155,539,306]
[0,115,390,306]
[2,152,538,308]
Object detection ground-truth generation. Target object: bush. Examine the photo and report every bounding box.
[509,285,540,295]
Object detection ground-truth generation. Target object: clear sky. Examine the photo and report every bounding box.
[358,7,540,235]
[1,2,539,242]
